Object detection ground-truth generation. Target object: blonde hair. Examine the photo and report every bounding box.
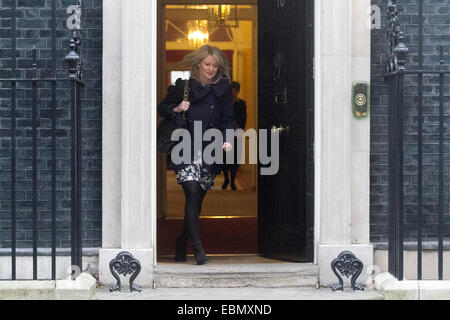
[181,45,230,84]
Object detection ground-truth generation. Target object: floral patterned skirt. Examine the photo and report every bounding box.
[175,164,216,191]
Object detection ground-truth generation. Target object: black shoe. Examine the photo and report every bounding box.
[193,242,208,265]
[222,180,229,190]
[175,237,187,262]
[230,183,237,191]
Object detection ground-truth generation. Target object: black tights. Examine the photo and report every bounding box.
[223,164,239,185]
[180,181,207,244]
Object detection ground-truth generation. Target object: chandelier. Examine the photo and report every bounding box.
[210,5,239,28]
[184,4,239,47]
[187,20,209,48]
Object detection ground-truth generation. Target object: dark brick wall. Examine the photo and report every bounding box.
[0,0,102,249]
[370,0,450,243]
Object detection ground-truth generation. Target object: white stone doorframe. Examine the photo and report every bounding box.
[100,0,158,287]
[315,0,373,286]
[99,0,373,288]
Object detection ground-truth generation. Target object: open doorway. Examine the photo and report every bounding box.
[157,2,259,258]
[156,0,314,264]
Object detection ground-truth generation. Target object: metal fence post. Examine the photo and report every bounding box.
[66,31,83,275]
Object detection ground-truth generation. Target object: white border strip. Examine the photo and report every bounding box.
[151,0,158,266]
[313,0,322,265]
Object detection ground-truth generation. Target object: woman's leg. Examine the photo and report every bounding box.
[230,136,240,190]
[180,181,206,243]
[179,181,209,264]
[181,186,207,238]
[230,164,239,190]
[222,165,230,189]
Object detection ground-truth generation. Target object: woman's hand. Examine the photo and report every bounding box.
[223,142,233,152]
[173,101,190,113]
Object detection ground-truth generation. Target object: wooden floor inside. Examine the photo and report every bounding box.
[159,169,258,256]
[157,255,292,265]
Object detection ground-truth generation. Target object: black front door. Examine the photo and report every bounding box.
[258,0,314,262]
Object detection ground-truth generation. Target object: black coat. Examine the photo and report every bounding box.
[157,77,236,175]
[233,99,247,130]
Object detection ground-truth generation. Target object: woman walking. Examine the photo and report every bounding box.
[157,45,236,265]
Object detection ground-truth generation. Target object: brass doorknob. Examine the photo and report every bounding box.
[271,125,290,133]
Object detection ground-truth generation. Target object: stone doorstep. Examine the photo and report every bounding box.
[154,263,319,289]
[375,273,450,300]
[0,273,97,300]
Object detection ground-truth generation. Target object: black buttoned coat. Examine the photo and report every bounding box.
[157,77,236,175]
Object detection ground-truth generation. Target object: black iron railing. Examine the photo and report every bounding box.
[0,1,84,280]
[385,0,449,280]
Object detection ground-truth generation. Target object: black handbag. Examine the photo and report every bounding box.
[157,80,190,154]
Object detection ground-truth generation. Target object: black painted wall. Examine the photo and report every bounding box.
[0,0,102,249]
[370,0,450,244]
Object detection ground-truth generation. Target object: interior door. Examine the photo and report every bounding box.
[258,0,314,262]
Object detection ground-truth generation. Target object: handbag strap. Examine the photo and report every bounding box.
[183,79,190,101]
[182,79,190,120]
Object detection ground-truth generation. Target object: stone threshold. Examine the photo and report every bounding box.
[154,262,319,289]
[375,273,450,300]
[0,273,97,300]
